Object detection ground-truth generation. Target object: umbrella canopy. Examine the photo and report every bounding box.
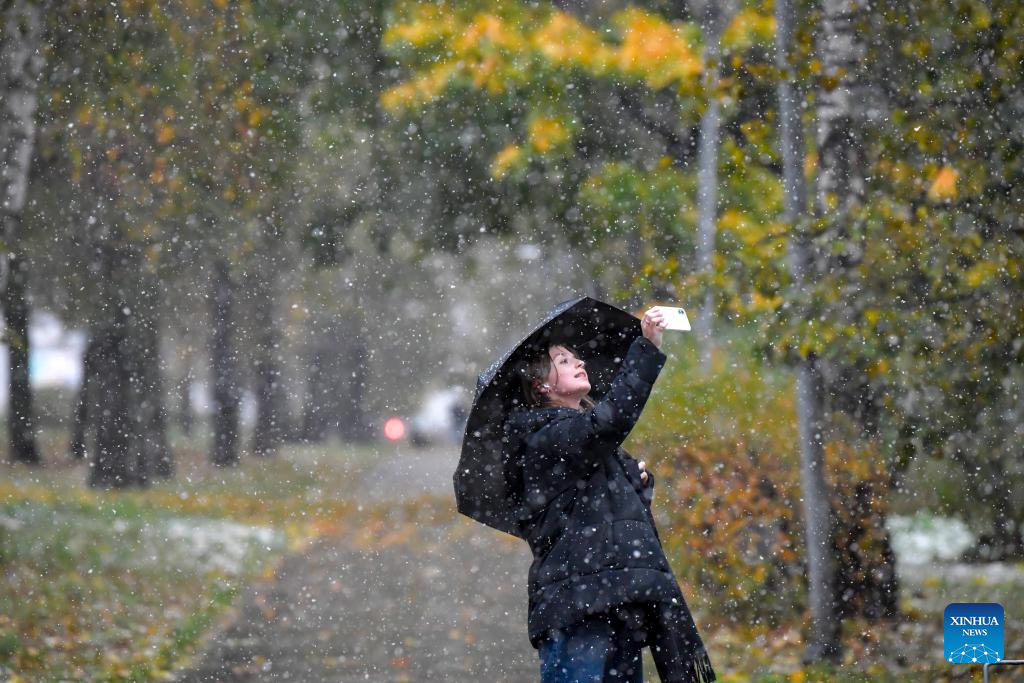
[454,296,642,537]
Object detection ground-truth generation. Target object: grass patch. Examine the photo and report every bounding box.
[0,432,385,682]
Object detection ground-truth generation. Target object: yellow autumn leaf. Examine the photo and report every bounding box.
[155,121,175,145]
[613,8,702,89]
[718,208,746,231]
[964,261,998,288]
[454,13,524,54]
[468,54,503,92]
[76,104,93,126]
[721,10,777,51]
[149,158,166,183]
[234,93,252,114]
[491,144,523,178]
[381,62,460,111]
[927,165,958,201]
[527,116,570,153]
[384,3,457,47]
[749,289,781,311]
[248,107,268,127]
[532,11,612,73]
[380,82,418,111]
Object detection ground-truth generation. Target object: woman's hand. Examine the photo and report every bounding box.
[639,460,649,484]
[641,307,666,349]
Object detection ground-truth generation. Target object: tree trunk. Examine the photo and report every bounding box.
[833,481,899,620]
[133,271,171,479]
[775,0,841,662]
[210,258,240,466]
[302,340,331,443]
[302,304,373,444]
[87,244,168,487]
[815,0,901,632]
[793,357,842,662]
[334,307,372,442]
[814,0,868,266]
[70,337,99,459]
[303,312,345,442]
[249,262,286,456]
[968,455,1024,561]
[88,321,133,487]
[696,89,719,373]
[692,0,734,374]
[178,360,194,438]
[88,244,133,487]
[0,0,45,465]
[3,256,36,463]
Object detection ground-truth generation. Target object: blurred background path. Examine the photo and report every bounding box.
[172,444,537,682]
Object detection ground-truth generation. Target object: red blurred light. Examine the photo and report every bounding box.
[383,416,406,441]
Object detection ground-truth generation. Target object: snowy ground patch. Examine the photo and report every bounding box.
[886,511,975,565]
[151,517,285,575]
[0,503,285,577]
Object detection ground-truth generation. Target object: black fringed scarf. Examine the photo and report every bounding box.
[612,599,717,683]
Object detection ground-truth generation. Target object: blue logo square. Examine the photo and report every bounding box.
[945,603,1004,663]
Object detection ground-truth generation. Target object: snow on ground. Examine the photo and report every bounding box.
[887,512,976,564]
[157,518,285,575]
[1,503,284,577]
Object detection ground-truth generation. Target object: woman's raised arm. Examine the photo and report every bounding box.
[523,334,667,480]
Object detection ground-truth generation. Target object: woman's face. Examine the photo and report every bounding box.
[542,345,590,406]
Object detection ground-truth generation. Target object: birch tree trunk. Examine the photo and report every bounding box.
[690,0,735,374]
[0,0,45,465]
[815,0,893,630]
[775,0,841,662]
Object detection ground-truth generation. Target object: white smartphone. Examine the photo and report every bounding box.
[650,306,691,331]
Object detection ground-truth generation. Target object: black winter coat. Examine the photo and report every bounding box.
[503,334,684,648]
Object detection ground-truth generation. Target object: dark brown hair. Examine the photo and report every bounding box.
[517,343,596,410]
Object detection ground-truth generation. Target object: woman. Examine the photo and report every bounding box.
[503,308,715,683]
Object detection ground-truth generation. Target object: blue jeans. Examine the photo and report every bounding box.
[538,613,644,683]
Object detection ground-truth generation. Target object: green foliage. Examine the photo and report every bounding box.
[630,334,894,627]
[380,0,785,301]
[384,1,1022,535]
[0,631,18,662]
[748,0,1024,548]
[33,0,306,306]
[380,1,707,259]
[577,160,695,295]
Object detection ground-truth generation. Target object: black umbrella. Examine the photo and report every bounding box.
[454,295,643,537]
